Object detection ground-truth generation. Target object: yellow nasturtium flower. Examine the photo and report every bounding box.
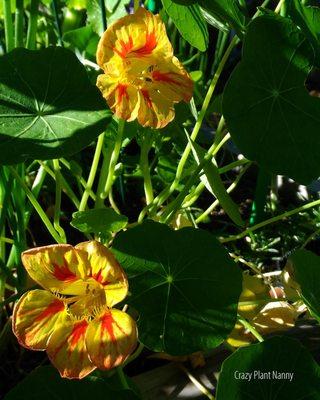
[96,7,193,129]
[13,241,137,379]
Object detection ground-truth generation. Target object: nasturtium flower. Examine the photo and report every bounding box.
[96,7,193,129]
[13,241,137,379]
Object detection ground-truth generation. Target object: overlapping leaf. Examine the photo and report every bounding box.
[0,47,111,164]
[223,14,320,183]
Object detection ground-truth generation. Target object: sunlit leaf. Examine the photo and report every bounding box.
[0,47,111,164]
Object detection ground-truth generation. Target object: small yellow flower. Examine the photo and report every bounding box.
[13,241,137,379]
[96,7,193,129]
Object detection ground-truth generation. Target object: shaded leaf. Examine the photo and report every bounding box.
[223,14,320,183]
[217,336,320,400]
[112,221,242,355]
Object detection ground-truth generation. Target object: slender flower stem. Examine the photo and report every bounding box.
[26,0,39,50]
[94,147,113,209]
[139,134,154,205]
[220,197,320,243]
[79,133,105,211]
[179,364,215,400]
[117,367,130,390]
[3,0,14,52]
[15,0,24,48]
[52,0,63,46]
[52,159,67,243]
[237,314,264,343]
[196,163,251,224]
[123,342,144,367]
[9,166,64,244]
[101,119,125,200]
[134,0,140,12]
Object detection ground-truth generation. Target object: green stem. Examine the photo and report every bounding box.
[123,342,144,367]
[51,0,63,46]
[117,367,130,390]
[134,0,139,12]
[9,166,64,244]
[196,163,251,224]
[221,197,320,243]
[99,0,107,31]
[249,168,270,225]
[237,314,264,342]
[26,0,39,50]
[94,147,113,209]
[140,134,154,205]
[15,0,24,48]
[53,159,66,243]
[79,133,105,211]
[3,0,14,52]
[101,119,125,200]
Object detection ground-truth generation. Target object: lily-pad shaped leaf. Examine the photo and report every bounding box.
[112,221,242,355]
[223,14,320,184]
[71,208,128,235]
[0,47,111,164]
[4,365,140,400]
[216,336,320,400]
[289,249,320,322]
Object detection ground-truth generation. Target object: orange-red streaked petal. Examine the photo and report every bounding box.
[13,289,66,350]
[75,241,128,308]
[96,75,140,122]
[85,308,137,370]
[47,318,95,379]
[21,244,90,295]
[97,7,172,68]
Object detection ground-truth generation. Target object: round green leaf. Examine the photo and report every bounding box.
[4,366,140,400]
[223,14,320,184]
[112,221,242,355]
[0,47,111,164]
[217,336,320,400]
[289,249,320,322]
[71,208,128,235]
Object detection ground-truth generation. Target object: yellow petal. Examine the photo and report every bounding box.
[47,318,95,379]
[13,289,66,350]
[75,241,128,307]
[21,244,90,295]
[97,7,172,68]
[96,76,140,122]
[86,308,137,370]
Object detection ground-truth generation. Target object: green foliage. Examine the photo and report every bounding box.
[161,0,209,51]
[71,208,128,235]
[0,47,111,164]
[223,14,319,184]
[289,249,320,322]
[112,221,242,355]
[217,336,320,399]
[4,366,139,400]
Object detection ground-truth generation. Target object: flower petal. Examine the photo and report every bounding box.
[75,241,128,308]
[97,7,172,68]
[21,244,90,295]
[13,289,66,350]
[85,308,137,370]
[96,75,140,122]
[47,318,95,379]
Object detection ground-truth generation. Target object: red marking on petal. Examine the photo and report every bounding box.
[134,31,157,57]
[35,299,64,322]
[100,312,116,343]
[117,84,129,104]
[53,261,77,282]
[113,37,134,59]
[152,70,178,85]
[70,320,88,349]
[141,89,152,109]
